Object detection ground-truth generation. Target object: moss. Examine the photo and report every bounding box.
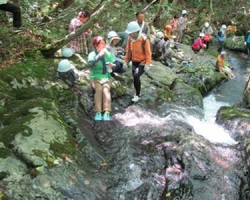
[50,137,76,158]
[0,147,12,158]
[0,123,32,147]
[32,149,57,168]
[12,87,55,100]
[0,172,9,181]
[3,99,56,125]
[218,106,250,120]
[157,88,174,102]
[0,58,50,82]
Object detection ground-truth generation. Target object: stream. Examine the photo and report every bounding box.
[188,51,248,145]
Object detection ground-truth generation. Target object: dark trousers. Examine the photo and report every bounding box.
[0,3,21,28]
[247,43,250,55]
[132,62,145,96]
[217,41,224,53]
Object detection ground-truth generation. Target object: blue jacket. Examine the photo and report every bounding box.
[245,32,250,43]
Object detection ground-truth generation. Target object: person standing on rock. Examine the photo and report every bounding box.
[244,30,250,55]
[201,22,213,49]
[69,11,91,55]
[176,10,188,43]
[124,21,152,103]
[136,11,150,37]
[88,36,116,121]
[216,24,227,53]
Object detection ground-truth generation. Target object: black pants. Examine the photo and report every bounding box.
[247,43,250,55]
[0,3,21,28]
[132,62,145,96]
[217,41,224,53]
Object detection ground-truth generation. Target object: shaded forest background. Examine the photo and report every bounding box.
[0,0,249,67]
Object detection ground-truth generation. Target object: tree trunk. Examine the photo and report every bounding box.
[210,0,213,14]
[41,0,116,57]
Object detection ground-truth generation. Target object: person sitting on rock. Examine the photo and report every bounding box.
[244,30,250,55]
[88,36,116,121]
[201,22,213,49]
[106,31,126,77]
[0,0,22,29]
[152,31,172,67]
[68,11,91,55]
[216,51,234,79]
[191,33,206,54]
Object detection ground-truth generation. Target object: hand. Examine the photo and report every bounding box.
[144,64,150,72]
[123,62,128,70]
[99,48,108,57]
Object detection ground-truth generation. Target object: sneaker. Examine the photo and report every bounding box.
[94,112,102,121]
[103,112,111,121]
[132,95,140,102]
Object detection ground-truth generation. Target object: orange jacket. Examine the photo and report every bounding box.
[216,55,224,72]
[124,35,152,65]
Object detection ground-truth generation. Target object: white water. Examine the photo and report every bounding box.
[187,94,237,145]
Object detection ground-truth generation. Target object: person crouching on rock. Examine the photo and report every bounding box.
[88,36,116,121]
[216,51,235,79]
[124,21,152,103]
[191,33,206,54]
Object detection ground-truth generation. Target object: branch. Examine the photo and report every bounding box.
[41,0,116,57]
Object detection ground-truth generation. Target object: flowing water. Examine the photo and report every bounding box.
[187,52,249,145]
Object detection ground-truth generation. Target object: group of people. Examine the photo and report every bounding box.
[59,11,152,121]
[58,9,249,121]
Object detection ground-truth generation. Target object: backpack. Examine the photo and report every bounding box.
[247,33,250,43]
[58,69,78,87]
[203,34,211,42]
[128,34,147,58]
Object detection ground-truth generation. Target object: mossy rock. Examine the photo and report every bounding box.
[0,58,49,82]
[217,106,250,121]
[171,78,203,108]
[0,147,12,159]
[157,88,174,102]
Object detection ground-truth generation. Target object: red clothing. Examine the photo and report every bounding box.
[192,37,206,51]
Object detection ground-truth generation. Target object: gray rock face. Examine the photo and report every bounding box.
[1,44,248,199]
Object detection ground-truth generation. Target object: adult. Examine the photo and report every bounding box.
[201,22,213,49]
[191,33,206,54]
[216,51,234,79]
[176,10,188,43]
[69,11,91,54]
[216,24,227,53]
[227,21,237,37]
[164,25,173,41]
[244,30,250,55]
[0,0,21,28]
[106,31,126,76]
[170,15,178,36]
[124,21,152,102]
[88,36,116,121]
[136,11,150,37]
[152,31,172,67]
